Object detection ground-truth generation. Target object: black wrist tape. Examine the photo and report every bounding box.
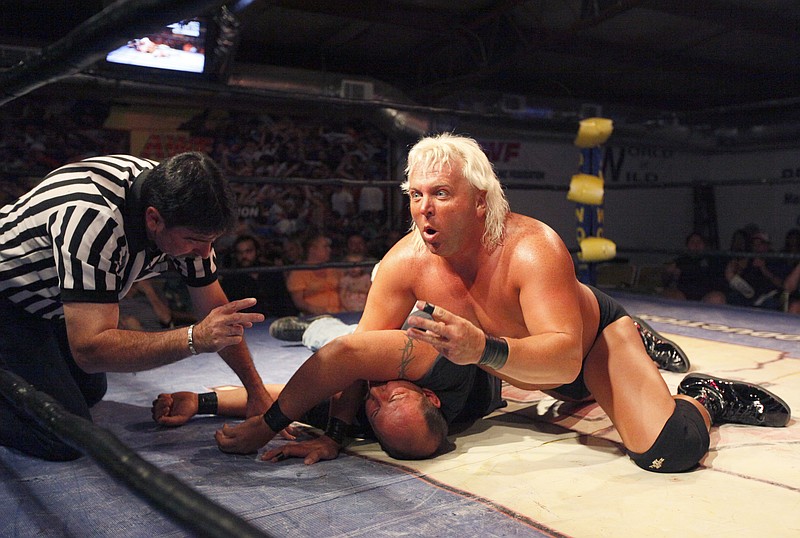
[478,334,509,370]
[324,417,349,445]
[263,400,292,432]
[197,392,218,415]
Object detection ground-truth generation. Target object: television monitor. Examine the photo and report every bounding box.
[105,18,208,75]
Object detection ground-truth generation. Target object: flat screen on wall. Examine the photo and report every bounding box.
[105,18,207,74]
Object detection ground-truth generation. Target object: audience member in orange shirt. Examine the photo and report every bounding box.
[286,234,342,315]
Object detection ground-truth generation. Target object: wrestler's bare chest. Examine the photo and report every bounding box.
[413,260,525,336]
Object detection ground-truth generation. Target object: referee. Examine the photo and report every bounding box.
[0,152,272,460]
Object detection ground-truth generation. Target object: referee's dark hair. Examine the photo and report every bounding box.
[141,152,237,234]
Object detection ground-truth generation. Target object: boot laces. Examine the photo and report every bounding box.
[706,379,765,424]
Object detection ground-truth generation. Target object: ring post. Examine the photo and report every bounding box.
[571,118,615,284]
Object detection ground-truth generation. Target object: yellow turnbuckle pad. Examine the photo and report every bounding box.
[578,236,616,262]
[574,117,614,148]
[567,173,604,205]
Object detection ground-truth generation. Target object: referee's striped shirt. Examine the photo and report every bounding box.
[0,154,217,320]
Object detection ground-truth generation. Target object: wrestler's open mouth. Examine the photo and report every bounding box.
[423,225,437,237]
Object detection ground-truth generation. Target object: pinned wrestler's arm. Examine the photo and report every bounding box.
[214,329,436,454]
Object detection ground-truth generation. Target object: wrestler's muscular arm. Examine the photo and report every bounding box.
[215,330,438,454]
[494,228,585,384]
[357,237,421,331]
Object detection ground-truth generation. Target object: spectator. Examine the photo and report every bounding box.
[781,228,800,255]
[729,228,749,254]
[338,254,373,312]
[777,228,800,276]
[725,231,785,309]
[662,232,726,303]
[345,233,369,258]
[118,279,185,331]
[160,272,197,326]
[375,228,404,258]
[784,261,800,314]
[285,234,343,315]
[779,228,800,313]
[783,263,800,314]
[280,237,305,266]
[358,180,385,223]
[220,235,296,317]
[330,185,355,219]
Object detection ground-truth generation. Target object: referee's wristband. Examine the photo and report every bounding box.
[187,324,199,355]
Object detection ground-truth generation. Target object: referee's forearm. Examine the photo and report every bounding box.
[217,342,268,402]
[73,327,197,373]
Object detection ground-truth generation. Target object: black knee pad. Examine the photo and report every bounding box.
[628,399,709,473]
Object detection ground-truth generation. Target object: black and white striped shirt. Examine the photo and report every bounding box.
[0,155,217,319]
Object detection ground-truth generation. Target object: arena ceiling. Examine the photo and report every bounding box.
[2,0,800,150]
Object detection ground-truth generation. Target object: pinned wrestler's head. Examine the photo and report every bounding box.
[364,380,450,459]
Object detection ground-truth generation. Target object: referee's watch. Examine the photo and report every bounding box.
[187,324,199,355]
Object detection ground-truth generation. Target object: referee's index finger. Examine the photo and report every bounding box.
[225,297,257,312]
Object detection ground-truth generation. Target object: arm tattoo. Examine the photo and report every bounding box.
[397,336,416,379]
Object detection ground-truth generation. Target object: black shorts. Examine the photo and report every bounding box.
[549,285,629,401]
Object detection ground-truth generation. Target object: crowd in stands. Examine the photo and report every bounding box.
[659,226,800,313]
[0,98,127,176]
[0,98,129,206]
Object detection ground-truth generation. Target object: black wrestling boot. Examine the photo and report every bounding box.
[632,316,691,373]
[268,315,331,342]
[678,373,791,427]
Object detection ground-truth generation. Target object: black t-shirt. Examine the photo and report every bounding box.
[220,271,296,317]
[416,356,506,426]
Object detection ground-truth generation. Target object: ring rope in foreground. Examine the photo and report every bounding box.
[0,368,271,538]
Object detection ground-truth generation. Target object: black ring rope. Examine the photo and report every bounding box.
[221,174,800,190]
[500,177,800,191]
[0,368,271,538]
[614,248,800,262]
[218,250,799,277]
[217,259,379,276]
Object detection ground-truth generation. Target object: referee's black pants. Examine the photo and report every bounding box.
[0,298,107,461]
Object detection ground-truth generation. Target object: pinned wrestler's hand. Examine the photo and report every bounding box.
[215,415,275,454]
[151,392,198,427]
[261,436,341,465]
[192,298,265,354]
[405,300,485,365]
